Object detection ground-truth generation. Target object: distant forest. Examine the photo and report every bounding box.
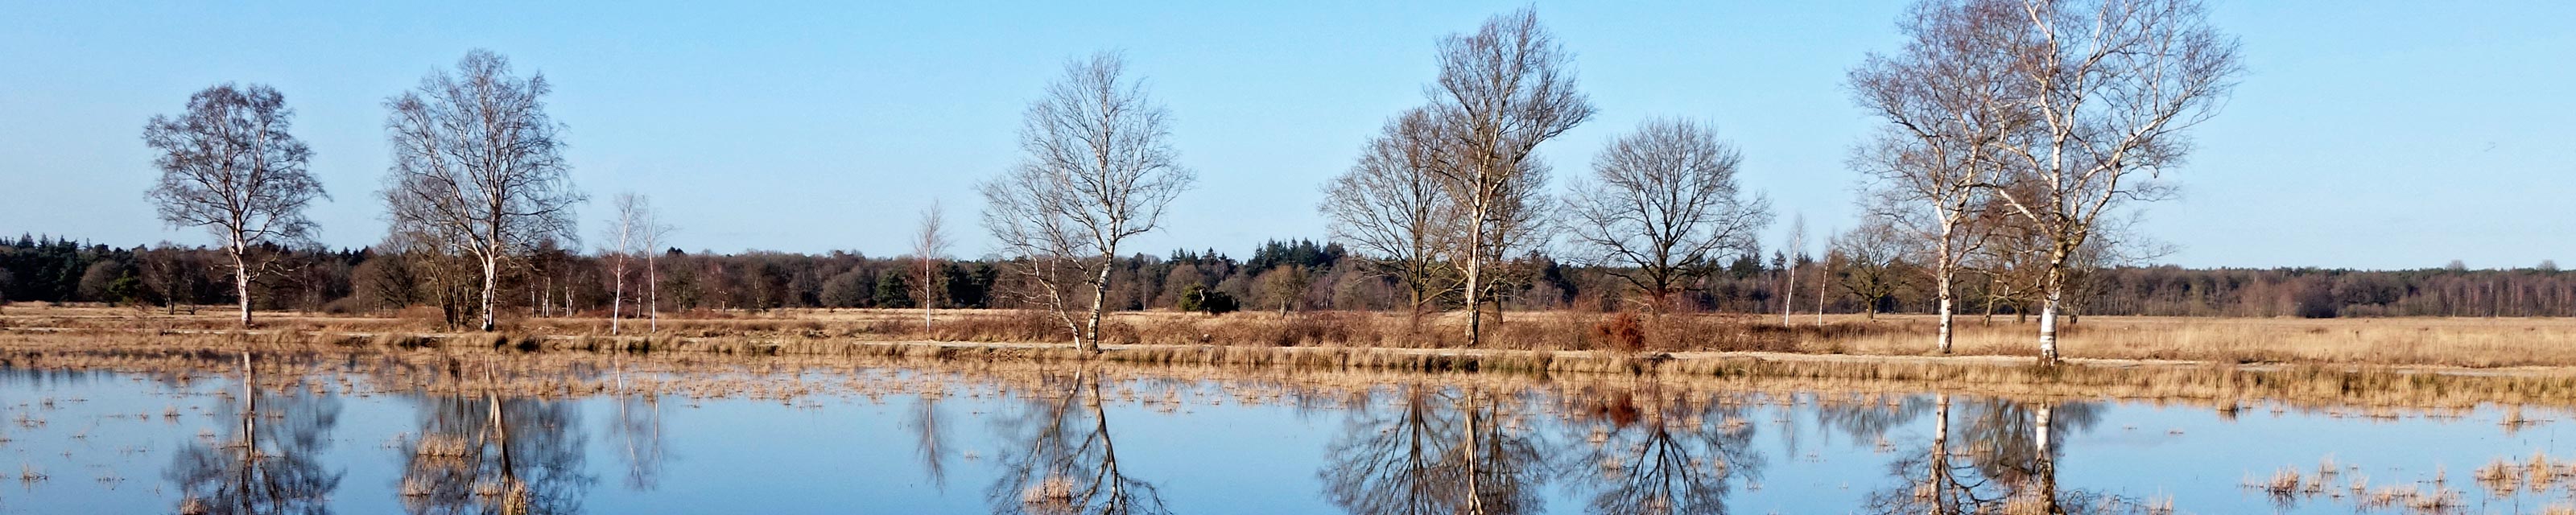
[6,234,2568,321]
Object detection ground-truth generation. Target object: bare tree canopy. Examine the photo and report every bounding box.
[913,201,952,329]
[1848,0,2029,353]
[980,52,1194,352]
[636,202,674,334]
[1322,109,1461,325]
[1567,118,1771,314]
[382,49,584,332]
[1979,0,2243,364]
[1424,7,1594,344]
[602,192,648,335]
[143,82,328,327]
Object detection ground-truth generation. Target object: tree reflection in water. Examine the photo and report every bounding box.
[1555,384,1763,515]
[986,368,1170,515]
[606,358,667,492]
[166,353,344,515]
[394,371,595,515]
[911,372,952,491]
[608,394,666,492]
[1319,384,1546,515]
[1859,396,2169,515]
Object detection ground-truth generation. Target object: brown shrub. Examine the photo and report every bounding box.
[1596,312,1645,352]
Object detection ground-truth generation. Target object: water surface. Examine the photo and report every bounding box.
[0,364,2565,513]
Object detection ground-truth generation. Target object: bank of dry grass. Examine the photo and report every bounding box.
[12,304,2576,369]
[10,315,2576,408]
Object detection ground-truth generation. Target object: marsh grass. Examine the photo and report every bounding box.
[14,304,2576,408]
[21,304,2576,368]
[10,326,2576,410]
[2242,452,2576,513]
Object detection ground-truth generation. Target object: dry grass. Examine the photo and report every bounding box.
[14,304,2576,407]
[9,322,2576,409]
[2247,451,2576,513]
[1825,314,2576,368]
[16,304,2576,368]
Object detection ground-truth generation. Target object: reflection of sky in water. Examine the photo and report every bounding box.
[2,367,2570,514]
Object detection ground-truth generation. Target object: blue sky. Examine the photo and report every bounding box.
[1,1,2569,270]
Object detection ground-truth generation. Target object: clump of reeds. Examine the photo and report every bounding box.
[1020,476,1076,511]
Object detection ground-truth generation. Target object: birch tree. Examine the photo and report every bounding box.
[1849,0,2032,353]
[601,192,647,335]
[382,49,584,332]
[1781,214,1806,325]
[1566,118,1771,315]
[637,204,673,334]
[912,201,952,330]
[1424,8,1594,345]
[143,83,327,327]
[1980,0,2242,365]
[980,52,1194,352]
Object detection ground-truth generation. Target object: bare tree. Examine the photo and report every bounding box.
[1254,265,1311,317]
[1423,8,1595,345]
[637,204,673,334]
[1830,222,1913,319]
[913,201,952,331]
[143,83,327,327]
[1566,118,1771,315]
[382,49,585,332]
[1322,109,1461,328]
[601,192,647,335]
[980,52,1195,352]
[1976,0,2243,365]
[1781,214,1806,325]
[1848,0,2029,352]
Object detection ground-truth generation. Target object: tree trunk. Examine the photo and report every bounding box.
[646,254,659,334]
[2037,281,2063,366]
[232,248,254,328]
[1463,216,1485,346]
[480,253,500,332]
[1406,281,1426,332]
[1937,271,1955,354]
[1815,266,1827,325]
[1781,265,1797,325]
[1081,253,1112,354]
[609,258,625,336]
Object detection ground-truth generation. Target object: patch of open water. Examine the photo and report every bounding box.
[0,365,2566,514]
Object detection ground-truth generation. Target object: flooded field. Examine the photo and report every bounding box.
[2,359,2571,514]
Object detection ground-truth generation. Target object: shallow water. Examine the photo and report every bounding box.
[0,364,2569,514]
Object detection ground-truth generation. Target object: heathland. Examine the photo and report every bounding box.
[11,303,2576,408]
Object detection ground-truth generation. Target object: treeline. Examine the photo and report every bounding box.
[8,234,2567,320]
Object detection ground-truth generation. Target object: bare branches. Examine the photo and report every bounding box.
[1323,109,1463,323]
[1422,8,1593,344]
[981,52,1194,352]
[1856,0,2240,362]
[382,49,584,331]
[914,201,952,329]
[1850,0,2030,352]
[143,83,326,326]
[1987,0,2241,364]
[1567,118,1772,313]
[602,192,648,335]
